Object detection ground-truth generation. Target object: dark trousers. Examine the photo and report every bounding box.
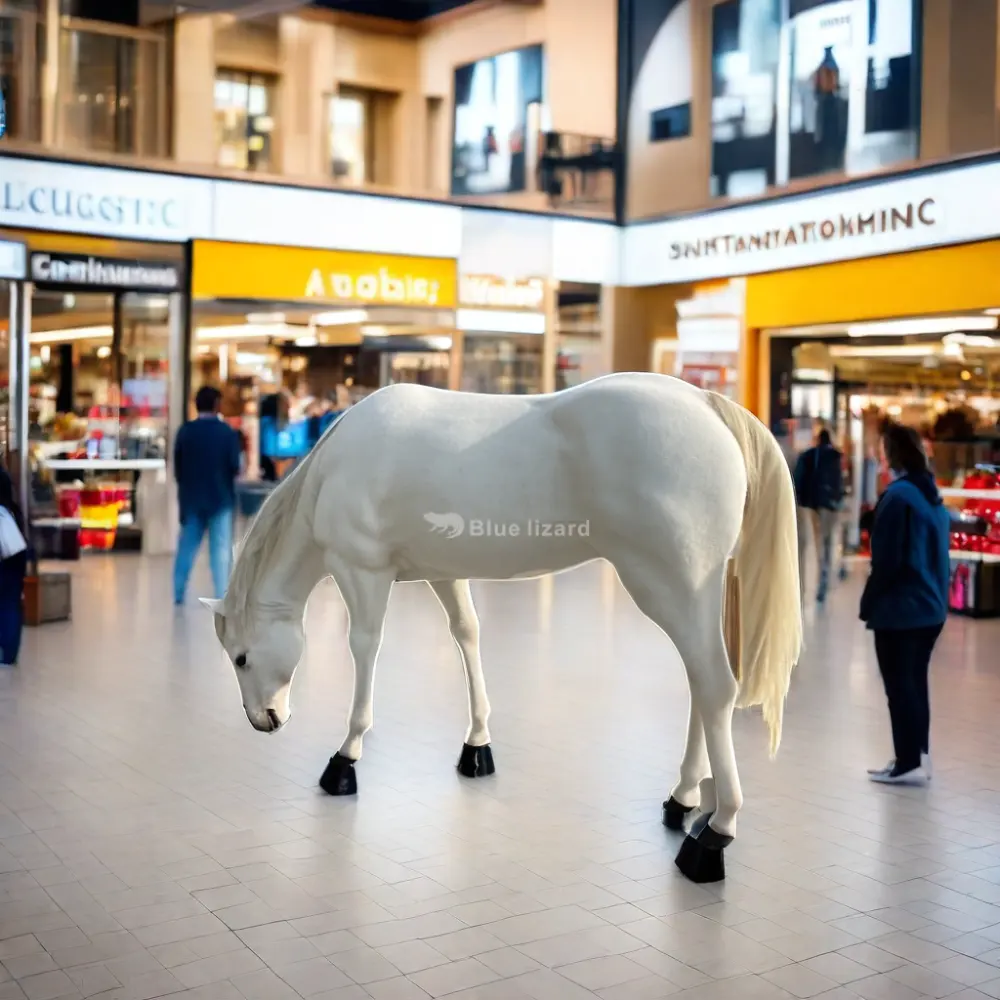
[874,624,943,772]
[0,551,27,665]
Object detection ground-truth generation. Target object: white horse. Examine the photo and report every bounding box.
[203,373,802,882]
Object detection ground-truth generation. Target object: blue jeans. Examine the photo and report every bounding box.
[173,508,233,603]
[0,551,26,665]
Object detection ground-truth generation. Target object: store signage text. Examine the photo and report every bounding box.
[31,252,181,290]
[460,275,545,311]
[3,182,180,232]
[304,266,442,306]
[668,198,937,261]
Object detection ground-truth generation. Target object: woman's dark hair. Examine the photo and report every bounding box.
[882,422,928,477]
[195,386,222,414]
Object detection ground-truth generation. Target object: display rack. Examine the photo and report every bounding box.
[942,486,1000,617]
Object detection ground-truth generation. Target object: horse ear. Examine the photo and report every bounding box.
[199,598,225,614]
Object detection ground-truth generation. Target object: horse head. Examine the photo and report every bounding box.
[202,597,304,734]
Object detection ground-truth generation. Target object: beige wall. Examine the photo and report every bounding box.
[626,0,1000,222]
[169,0,617,207]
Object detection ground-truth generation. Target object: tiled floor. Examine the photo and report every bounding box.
[1,553,1000,1000]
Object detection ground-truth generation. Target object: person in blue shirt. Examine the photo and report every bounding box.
[173,386,242,605]
[861,423,951,786]
[793,428,845,603]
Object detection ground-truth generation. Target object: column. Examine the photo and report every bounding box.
[173,15,217,167]
[278,16,334,178]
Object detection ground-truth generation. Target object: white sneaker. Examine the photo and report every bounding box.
[869,766,928,786]
[867,759,895,776]
[867,754,932,780]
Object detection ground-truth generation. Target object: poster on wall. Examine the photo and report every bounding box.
[451,44,545,197]
[710,0,919,199]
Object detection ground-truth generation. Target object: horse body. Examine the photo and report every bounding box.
[305,374,744,586]
[207,373,802,882]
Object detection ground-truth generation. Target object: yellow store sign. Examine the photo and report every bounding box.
[191,240,457,308]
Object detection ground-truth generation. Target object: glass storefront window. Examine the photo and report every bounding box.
[0,5,39,141]
[461,335,543,394]
[329,91,369,185]
[215,69,276,172]
[57,19,166,156]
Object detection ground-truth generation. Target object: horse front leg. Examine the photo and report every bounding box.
[429,579,495,779]
[319,560,394,797]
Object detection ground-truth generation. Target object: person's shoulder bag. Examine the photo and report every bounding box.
[0,507,27,561]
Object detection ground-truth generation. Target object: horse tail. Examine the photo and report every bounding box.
[705,391,803,757]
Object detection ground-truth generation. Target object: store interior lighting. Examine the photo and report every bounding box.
[311,309,368,326]
[830,344,937,358]
[846,316,999,337]
[196,323,296,341]
[30,325,113,345]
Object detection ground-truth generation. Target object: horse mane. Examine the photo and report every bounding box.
[225,415,342,627]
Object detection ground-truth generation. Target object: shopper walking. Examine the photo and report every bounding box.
[861,424,950,786]
[0,467,28,665]
[793,428,845,602]
[173,386,242,605]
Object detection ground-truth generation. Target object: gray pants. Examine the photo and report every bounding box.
[798,506,841,602]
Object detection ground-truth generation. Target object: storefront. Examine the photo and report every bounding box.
[456,274,551,394]
[0,228,187,553]
[621,156,1000,615]
[189,239,459,475]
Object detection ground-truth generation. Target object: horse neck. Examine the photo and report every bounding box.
[254,516,326,616]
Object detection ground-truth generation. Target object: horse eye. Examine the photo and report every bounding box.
[234,654,247,669]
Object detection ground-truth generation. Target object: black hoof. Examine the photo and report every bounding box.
[674,818,733,884]
[319,753,358,796]
[457,743,495,778]
[662,796,695,831]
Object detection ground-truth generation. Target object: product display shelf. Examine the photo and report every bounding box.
[943,485,1000,618]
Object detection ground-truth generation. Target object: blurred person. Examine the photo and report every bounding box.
[173,386,242,605]
[861,424,950,786]
[793,428,845,603]
[0,466,28,665]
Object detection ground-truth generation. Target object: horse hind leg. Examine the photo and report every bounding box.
[663,699,709,831]
[613,557,742,883]
[429,579,495,779]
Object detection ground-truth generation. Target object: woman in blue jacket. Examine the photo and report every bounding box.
[861,424,951,786]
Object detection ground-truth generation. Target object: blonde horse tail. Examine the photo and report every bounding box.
[705,391,803,757]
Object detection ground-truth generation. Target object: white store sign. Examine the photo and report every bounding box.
[621,160,1000,286]
[0,156,214,241]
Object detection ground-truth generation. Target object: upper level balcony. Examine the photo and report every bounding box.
[0,0,618,221]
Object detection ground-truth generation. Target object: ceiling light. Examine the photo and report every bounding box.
[96,346,112,359]
[197,324,290,341]
[294,335,318,347]
[829,344,937,358]
[246,312,286,324]
[312,309,367,326]
[847,316,999,337]
[29,325,114,345]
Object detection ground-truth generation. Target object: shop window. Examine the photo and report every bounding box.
[0,6,41,142]
[329,90,371,185]
[328,86,399,187]
[56,19,166,156]
[649,102,691,142]
[215,69,276,173]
